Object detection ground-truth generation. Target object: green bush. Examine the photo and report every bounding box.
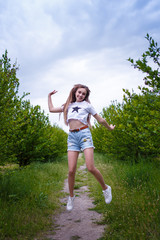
[92,93,160,160]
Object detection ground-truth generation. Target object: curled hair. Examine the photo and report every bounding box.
[63,84,91,126]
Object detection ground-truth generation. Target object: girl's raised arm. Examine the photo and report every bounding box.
[48,90,63,113]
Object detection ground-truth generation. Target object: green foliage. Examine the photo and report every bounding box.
[44,124,67,162]
[0,50,23,163]
[9,99,67,166]
[0,50,67,166]
[92,34,160,161]
[128,33,160,94]
[92,92,160,161]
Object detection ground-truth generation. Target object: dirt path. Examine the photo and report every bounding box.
[38,163,105,240]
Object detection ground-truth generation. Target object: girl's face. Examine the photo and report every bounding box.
[75,88,87,102]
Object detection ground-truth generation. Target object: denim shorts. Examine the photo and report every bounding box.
[67,127,95,152]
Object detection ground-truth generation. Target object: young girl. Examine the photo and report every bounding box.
[48,84,115,211]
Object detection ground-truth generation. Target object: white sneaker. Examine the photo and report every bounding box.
[103,185,112,204]
[66,196,75,211]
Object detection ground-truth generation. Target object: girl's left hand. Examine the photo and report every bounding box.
[109,124,116,130]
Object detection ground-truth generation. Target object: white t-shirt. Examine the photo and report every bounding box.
[67,101,97,126]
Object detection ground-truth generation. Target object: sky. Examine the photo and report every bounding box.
[0,0,160,132]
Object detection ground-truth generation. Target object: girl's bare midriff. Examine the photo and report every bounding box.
[68,119,86,130]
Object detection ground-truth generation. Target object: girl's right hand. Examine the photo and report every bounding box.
[49,90,57,96]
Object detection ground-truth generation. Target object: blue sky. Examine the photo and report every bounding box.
[0,0,160,131]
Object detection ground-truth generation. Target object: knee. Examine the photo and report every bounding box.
[68,169,76,176]
[87,166,95,174]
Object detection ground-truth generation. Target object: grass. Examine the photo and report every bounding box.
[86,153,160,240]
[1,153,159,239]
[0,157,68,240]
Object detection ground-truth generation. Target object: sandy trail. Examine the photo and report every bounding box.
[37,164,105,240]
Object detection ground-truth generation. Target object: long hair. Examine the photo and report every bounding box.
[63,84,91,126]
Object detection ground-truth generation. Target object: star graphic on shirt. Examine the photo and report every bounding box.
[72,106,81,113]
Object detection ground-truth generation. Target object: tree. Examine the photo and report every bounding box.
[0,50,26,163]
[127,33,160,94]
[92,34,160,161]
[0,51,67,166]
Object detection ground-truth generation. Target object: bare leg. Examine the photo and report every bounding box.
[84,148,107,190]
[68,151,79,197]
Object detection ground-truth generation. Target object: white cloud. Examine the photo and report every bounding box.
[0,0,160,132]
[25,45,144,131]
